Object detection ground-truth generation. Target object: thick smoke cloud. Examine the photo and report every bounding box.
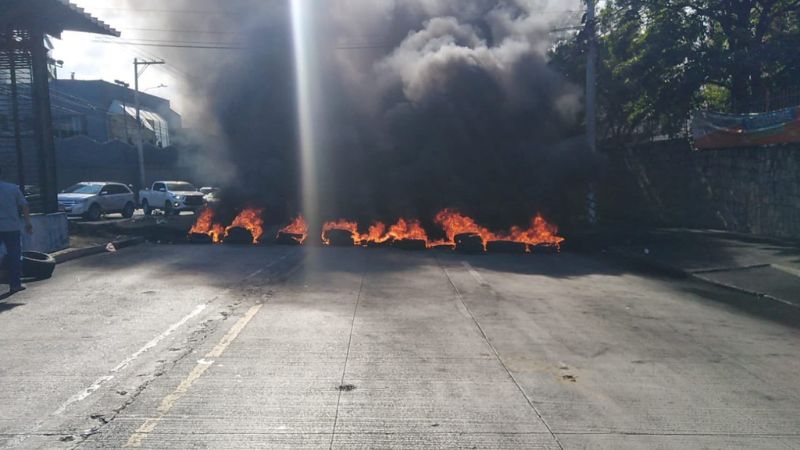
[157,0,592,229]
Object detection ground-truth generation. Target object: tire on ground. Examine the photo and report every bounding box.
[22,251,56,280]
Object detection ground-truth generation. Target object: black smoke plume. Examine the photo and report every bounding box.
[155,0,594,230]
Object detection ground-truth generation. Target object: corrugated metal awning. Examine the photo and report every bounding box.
[0,0,120,38]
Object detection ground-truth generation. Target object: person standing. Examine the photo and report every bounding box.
[0,168,33,294]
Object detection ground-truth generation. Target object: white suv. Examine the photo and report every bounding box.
[58,182,137,221]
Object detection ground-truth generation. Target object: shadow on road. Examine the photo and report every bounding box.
[445,250,627,279]
[0,301,24,313]
[680,283,800,330]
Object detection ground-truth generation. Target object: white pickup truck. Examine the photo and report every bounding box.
[139,181,206,215]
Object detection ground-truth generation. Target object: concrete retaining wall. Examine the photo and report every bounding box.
[601,140,800,239]
[22,213,69,253]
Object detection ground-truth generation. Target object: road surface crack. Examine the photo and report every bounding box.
[436,256,565,450]
[329,252,367,450]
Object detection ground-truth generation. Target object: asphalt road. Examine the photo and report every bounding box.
[1,244,798,449]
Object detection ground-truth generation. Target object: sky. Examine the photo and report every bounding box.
[50,0,589,128]
[50,0,208,124]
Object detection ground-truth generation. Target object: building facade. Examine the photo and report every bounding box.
[50,79,181,147]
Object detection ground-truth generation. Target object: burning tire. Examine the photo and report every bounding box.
[187,233,214,244]
[224,227,254,245]
[276,232,304,245]
[486,241,527,254]
[455,233,484,254]
[22,251,56,280]
[326,229,355,247]
[530,244,560,254]
[393,239,427,251]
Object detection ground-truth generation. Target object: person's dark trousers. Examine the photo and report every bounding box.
[0,231,22,289]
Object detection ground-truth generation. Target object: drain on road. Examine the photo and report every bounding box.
[337,384,356,392]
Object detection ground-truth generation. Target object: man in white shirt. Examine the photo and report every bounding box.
[0,168,33,294]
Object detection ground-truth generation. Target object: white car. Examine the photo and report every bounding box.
[139,181,206,215]
[58,182,137,221]
[200,187,221,205]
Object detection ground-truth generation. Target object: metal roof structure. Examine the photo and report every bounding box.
[0,0,120,38]
[0,0,119,212]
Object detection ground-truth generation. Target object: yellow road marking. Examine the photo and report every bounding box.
[124,304,263,447]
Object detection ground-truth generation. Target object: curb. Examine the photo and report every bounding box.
[606,248,799,309]
[51,237,146,264]
[691,272,799,309]
[605,248,688,278]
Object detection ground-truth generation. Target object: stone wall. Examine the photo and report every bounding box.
[600,139,800,239]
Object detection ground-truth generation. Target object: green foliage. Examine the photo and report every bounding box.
[550,0,800,141]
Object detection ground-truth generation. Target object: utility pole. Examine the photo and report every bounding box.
[133,58,164,191]
[585,0,598,225]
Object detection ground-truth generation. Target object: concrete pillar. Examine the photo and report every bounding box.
[29,29,59,213]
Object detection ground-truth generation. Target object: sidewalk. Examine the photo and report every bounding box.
[603,228,800,307]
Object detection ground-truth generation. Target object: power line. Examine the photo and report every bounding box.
[88,36,197,81]
[91,40,246,50]
[122,27,244,35]
[87,7,247,15]
[99,36,245,46]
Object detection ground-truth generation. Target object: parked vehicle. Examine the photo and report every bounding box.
[58,182,137,220]
[23,185,41,204]
[200,187,221,205]
[139,181,206,215]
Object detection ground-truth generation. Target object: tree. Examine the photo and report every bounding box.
[550,0,800,141]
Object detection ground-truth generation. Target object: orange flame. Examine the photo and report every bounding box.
[278,215,309,244]
[189,208,224,243]
[497,214,565,249]
[431,209,495,249]
[384,218,429,243]
[225,208,264,244]
[321,218,433,246]
[322,219,361,245]
[362,222,390,244]
[431,209,564,251]
[193,208,564,251]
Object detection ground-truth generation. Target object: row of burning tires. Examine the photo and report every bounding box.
[189,227,557,254]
